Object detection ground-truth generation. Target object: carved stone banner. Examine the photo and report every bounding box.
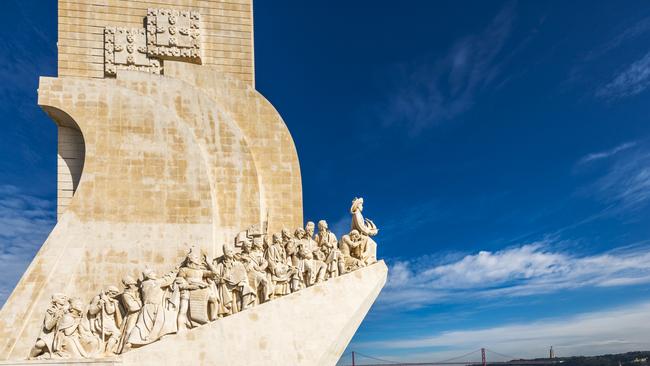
[146,8,201,63]
[104,27,162,76]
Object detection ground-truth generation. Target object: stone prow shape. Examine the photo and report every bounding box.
[121,261,387,366]
[0,66,303,359]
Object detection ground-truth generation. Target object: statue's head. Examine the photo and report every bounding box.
[241,238,253,253]
[281,228,291,239]
[252,235,264,250]
[122,275,137,288]
[350,229,360,241]
[350,197,364,213]
[318,220,328,232]
[186,246,202,266]
[51,293,68,307]
[294,227,306,239]
[272,232,282,245]
[305,221,315,236]
[105,285,120,298]
[143,268,157,280]
[223,244,235,259]
[68,297,84,315]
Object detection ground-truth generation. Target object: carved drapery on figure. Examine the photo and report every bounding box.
[29,198,380,360]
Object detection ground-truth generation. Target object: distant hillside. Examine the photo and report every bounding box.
[500,351,650,366]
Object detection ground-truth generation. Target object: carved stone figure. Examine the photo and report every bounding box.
[296,227,326,287]
[208,245,255,317]
[117,276,141,354]
[282,228,302,292]
[52,298,95,359]
[350,197,379,261]
[239,236,271,304]
[27,200,382,360]
[315,220,345,278]
[127,269,178,347]
[340,229,376,271]
[88,286,123,355]
[29,293,69,359]
[175,247,217,327]
[265,232,293,297]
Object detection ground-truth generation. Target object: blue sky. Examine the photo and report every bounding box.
[2,0,650,363]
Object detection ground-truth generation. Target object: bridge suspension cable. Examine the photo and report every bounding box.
[485,348,521,361]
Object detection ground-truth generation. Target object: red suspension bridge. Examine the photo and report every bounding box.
[338,348,561,366]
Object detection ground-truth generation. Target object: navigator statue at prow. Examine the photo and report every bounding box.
[28,198,380,360]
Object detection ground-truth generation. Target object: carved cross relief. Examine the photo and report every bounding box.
[104,28,162,77]
[103,8,202,77]
[147,9,201,61]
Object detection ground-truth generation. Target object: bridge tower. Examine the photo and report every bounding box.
[481,348,487,366]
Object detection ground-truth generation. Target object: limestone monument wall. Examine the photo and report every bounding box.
[57,0,254,82]
[0,0,302,360]
[56,0,255,216]
[0,1,387,364]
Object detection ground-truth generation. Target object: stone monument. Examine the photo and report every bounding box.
[0,1,387,365]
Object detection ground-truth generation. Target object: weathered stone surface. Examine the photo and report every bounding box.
[121,261,387,366]
[0,62,301,362]
[0,263,386,365]
[0,2,387,365]
[58,0,254,82]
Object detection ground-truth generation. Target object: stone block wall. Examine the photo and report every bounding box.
[57,0,254,84]
[57,126,85,218]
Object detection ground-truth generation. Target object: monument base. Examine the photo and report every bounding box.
[1,261,387,366]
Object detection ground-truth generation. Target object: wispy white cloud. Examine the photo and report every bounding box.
[382,3,516,134]
[588,147,650,211]
[356,301,650,362]
[577,141,637,165]
[380,241,650,310]
[0,185,55,305]
[585,16,650,61]
[596,51,650,100]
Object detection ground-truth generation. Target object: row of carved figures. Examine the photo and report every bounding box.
[30,198,379,360]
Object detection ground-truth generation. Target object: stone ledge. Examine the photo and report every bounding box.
[0,360,120,365]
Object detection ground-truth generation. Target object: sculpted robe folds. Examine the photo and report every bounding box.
[128,275,177,346]
[212,258,255,316]
[265,242,292,296]
[52,312,93,359]
[117,289,141,353]
[351,212,378,262]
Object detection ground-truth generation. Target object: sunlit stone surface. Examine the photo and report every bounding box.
[0,1,386,365]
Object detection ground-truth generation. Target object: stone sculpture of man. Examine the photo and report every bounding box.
[265,232,292,297]
[305,221,326,262]
[282,228,298,266]
[350,197,379,236]
[88,286,123,355]
[239,236,271,304]
[339,230,369,271]
[316,220,345,278]
[116,275,141,354]
[29,293,69,359]
[208,245,256,317]
[127,268,178,347]
[176,247,217,327]
[52,297,94,359]
[281,228,302,292]
[296,227,326,287]
[350,197,379,262]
